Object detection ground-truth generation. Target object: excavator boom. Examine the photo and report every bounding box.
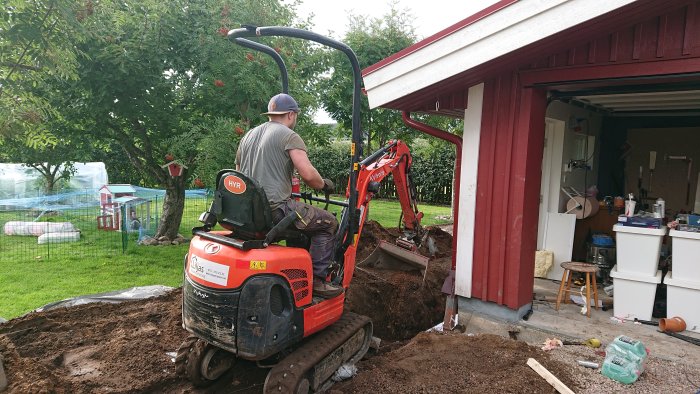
[355,140,434,273]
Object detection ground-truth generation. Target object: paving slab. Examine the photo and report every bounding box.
[459,278,700,367]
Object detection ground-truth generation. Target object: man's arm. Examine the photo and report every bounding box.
[289,149,324,190]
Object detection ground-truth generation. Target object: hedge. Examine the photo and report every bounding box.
[308,139,455,205]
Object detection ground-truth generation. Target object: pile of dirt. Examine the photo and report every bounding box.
[332,331,577,393]
[0,220,579,393]
[0,290,186,393]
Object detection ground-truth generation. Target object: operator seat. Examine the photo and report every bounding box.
[214,169,273,237]
[194,169,305,250]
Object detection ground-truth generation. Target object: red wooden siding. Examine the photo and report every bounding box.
[472,74,546,309]
[526,3,700,73]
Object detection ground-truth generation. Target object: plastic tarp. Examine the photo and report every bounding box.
[0,186,208,213]
[37,231,81,244]
[0,162,108,198]
[3,221,77,236]
[34,285,176,312]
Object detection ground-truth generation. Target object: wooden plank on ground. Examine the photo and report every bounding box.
[526,357,575,394]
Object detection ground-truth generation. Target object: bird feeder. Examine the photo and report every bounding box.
[162,160,188,177]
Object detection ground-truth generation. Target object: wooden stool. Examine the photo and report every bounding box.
[555,261,599,317]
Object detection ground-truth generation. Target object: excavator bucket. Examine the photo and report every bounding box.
[360,240,430,275]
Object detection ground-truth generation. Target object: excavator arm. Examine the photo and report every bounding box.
[355,140,428,250]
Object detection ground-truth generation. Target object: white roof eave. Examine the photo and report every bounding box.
[364,0,637,109]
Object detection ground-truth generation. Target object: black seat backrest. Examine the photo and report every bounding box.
[212,169,273,236]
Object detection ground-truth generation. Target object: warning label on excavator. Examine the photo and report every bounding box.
[189,255,229,286]
[249,260,267,270]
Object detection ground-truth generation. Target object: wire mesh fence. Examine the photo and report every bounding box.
[0,188,211,263]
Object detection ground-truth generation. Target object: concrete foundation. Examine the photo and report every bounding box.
[458,296,531,322]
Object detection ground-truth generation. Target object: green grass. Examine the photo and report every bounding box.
[0,197,451,319]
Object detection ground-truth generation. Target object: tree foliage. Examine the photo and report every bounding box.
[317,2,417,152]
[1,0,460,237]
[309,138,455,204]
[410,140,456,203]
[61,0,322,238]
[0,0,85,146]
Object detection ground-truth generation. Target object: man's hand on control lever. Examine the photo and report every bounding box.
[321,178,334,193]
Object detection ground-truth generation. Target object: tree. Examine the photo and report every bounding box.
[316,3,464,214]
[0,0,85,147]
[1,136,78,194]
[0,77,96,193]
[317,2,417,153]
[67,0,323,239]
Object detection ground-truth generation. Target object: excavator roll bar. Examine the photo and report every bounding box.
[226,25,364,255]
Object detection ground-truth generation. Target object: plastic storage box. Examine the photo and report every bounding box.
[609,265,662,321]
[665,272,700,333]
[669,230,700,283]
[613,224,666,277]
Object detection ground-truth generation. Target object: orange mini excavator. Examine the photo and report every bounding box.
[176,26,432,393]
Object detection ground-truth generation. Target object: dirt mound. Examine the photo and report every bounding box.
[0,290,185,393]
[333,331,577,393]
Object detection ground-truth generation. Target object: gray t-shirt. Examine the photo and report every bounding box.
[235,121,306,208]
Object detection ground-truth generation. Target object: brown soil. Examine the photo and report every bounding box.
[0,220,578,393]
[332,331,577,393]
[346,221,454,341]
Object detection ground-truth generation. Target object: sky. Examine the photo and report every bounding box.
[293,0,499,121]
[295,0,500,40]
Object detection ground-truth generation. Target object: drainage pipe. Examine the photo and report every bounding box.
[401,112,462,271]
[402,111,463,329]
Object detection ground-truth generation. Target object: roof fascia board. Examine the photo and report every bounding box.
[364,0,637,109]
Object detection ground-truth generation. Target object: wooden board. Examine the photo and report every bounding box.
[526,358,575,394]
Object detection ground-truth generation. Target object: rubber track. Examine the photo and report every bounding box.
[174,335,199,375]
[263,312,371,393]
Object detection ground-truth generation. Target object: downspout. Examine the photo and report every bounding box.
[402,111,462,329]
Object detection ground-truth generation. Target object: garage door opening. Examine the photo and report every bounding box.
[534,80,700,324]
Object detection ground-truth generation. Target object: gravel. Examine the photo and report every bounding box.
[546,344,700,393]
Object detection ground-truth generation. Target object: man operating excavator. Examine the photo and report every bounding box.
[236,93,343,298]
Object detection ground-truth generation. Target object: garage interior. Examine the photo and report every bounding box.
[536,78,700,331]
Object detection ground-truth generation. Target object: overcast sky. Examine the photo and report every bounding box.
[293,0,499,122]
[295,0,500,39]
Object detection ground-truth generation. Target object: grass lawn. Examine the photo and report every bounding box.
[0,197,451,319]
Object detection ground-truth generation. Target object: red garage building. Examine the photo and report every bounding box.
[364,0,700,321]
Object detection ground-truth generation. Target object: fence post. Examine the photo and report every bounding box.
[121,204,127,254]
[45,221,50,260]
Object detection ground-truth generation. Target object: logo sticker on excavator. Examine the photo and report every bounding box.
[189,254,229,286]
[249,260,267,270]
[203,243,221,254]
[223,175,246,194]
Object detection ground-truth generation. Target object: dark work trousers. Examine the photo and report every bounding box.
[272,199,338,278]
